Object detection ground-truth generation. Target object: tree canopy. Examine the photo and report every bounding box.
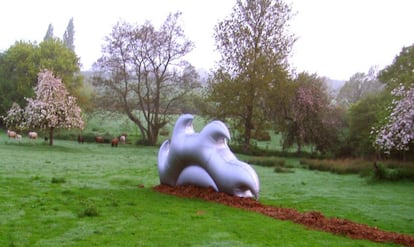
[205,0,295,149]
[63,18,75,51]
[0,41,39,118]
[2,70,84,145]
[378,44,414,90]
[337,67,384,107]
[279,73,343,154]
[92,12,199,145]
[374,85,414,154]
[0,38,85,124]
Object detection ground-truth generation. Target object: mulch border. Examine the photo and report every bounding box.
[153,184,414,247]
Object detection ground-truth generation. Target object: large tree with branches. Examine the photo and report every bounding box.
[92,12,199,145]
[204,0,295,150]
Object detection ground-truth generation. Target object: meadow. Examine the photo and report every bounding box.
[1,131,413,247]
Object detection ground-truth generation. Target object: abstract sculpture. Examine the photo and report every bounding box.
[157,114,260,199]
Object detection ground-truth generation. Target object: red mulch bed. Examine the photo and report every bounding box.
[153,184,414,246]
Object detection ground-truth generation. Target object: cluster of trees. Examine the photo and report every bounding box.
[3,70,84,145]
[0,18,91,126]
[1,0,413,158]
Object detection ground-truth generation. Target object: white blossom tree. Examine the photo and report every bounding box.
[373,84,414,154]
[2,69,84,145]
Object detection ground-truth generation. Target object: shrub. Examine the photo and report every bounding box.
[51,177,66,184]
[244,157,295,173]
[78,201,99,217]
[300,158,414,181]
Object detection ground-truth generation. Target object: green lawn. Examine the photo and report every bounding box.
[0,134,413,246]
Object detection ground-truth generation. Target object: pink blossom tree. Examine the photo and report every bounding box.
[373,84,414,154]
[2,69,84,145]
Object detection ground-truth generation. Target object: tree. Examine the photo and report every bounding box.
[206,0,295,150]
[0,41,39,123]
[373,85,414,154]
[346,93,389,158]
[337,67,384,107]
[63,18,75,51]
[92,12,199,145]
[378,44,414,90]
[38,38,82,95]
[279,72,342,154]
[0,38,86,123]
[2,70,84,146]
[44,23,54,41]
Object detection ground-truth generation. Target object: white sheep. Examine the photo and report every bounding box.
[28,131,38,139]
[120,135,126,144]
[7,130,17,139]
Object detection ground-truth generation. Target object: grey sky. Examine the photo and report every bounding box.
[1,0,413,80]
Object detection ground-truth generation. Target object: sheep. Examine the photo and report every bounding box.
[28,131,38,139]
[111,137,119,147]
[16,134,22,142]
[119,135,126,144]
[77,135,84,144]
[7,130,17,139]
[95,136,104,143]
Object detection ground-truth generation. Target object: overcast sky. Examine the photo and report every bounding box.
[1,0,413,81]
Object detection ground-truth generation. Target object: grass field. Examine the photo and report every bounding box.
[1,133,413,246]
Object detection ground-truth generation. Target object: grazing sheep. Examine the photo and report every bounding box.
[111,138,119,147]
[95,136,104,143]
[119,135,126,144]
[78,135,84,144]
[28,131,38,139]
[16,134,22,142]
[7,130,17,139]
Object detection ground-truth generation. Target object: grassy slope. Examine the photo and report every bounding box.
[0,135,412,246]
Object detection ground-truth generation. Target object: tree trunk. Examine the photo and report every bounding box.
[49,127,54,146]
[243,104,254,152]
[297,143,302,154]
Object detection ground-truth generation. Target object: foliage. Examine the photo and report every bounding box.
[243,156,295,173]
[204,0,295,149]
[378,43,414,90]
[0,41,39,121]
[300,158,414,181]
[279,72,344,155]
[373,84,414,154]
[63,18,75,51]
[38,38,83,95]
[0,39,88,122]
[346,93,390,158]
[2,70,84,145]
[43,23,54,41]
[93,12,199,145]
[337,67,384,107]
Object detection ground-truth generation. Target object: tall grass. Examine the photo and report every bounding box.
[1,133,413,246]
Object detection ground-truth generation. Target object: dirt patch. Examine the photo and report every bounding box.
[153,184,414,247]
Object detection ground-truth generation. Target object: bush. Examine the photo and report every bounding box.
[300,158,414,181]
[51,177,66,184]
[244,157,295,173]
[78,201,99,217]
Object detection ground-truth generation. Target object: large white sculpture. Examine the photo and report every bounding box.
[157,114,260,199]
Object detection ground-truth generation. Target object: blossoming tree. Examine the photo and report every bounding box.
[374,84,414,154]
[3,69,84,145]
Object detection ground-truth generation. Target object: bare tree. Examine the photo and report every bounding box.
[92,12,199,145]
